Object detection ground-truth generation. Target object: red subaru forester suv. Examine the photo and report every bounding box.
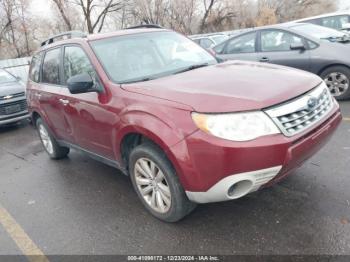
[27,26,342,222]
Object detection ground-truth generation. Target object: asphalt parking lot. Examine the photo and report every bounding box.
[0,102,349,257]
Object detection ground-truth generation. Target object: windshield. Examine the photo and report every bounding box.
[90,31,217,84]
[291,23,346,40]
[0,69,17,85]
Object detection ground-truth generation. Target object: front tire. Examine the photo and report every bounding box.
[321,66,350,100]
[36,118,69,159]
[129,143,196,222]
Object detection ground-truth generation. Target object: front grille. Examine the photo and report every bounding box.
[0,92,25,101]
[265,83,334,137]
[0,99,28,116]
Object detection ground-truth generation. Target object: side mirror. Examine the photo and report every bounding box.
[67,73,95,94]
[341,23,350,31]
[290,43,306,50]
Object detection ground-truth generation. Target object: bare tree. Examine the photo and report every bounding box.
[51,0,73,30]
[199,0,216,33]
[71,0,123,33]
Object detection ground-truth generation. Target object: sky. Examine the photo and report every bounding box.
[29,0,350,19]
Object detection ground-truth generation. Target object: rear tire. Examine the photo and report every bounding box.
[36,118,69,159]
[320,66,350,100]
[129,143,196,222]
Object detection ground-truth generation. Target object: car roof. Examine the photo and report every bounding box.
[293,12,350,22]
[37,28,169,53]
[213,22,321,47]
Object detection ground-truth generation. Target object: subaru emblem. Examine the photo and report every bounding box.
[307,97,318,110]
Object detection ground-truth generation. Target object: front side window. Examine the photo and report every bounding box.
[321,15,349,30]
[29,53,43,83]
[225,32,256,54]
[64,46,96,83]
[90,31,217,84]
[0,69,17,85]
[261,30,303,52]
[42,48,61,85]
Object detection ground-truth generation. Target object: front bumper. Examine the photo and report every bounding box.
[0,112,30,125]
[169,106,342,204]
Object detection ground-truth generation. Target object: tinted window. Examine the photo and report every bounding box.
[64,46,95,83]
[321,15,349,30]
[29,53,43,83]
[261,30,303,52]
[225,32,256,54]
[42,48,61,85]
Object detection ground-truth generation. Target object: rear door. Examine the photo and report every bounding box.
[59,45,115,159]
[257,29,311,72]
[215,32,258,62]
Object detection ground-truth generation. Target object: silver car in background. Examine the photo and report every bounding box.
[0,69,29,125]
[213,23,350,100]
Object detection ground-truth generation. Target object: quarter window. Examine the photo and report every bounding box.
[261,30,303,52]
[29,53,43,83]
[42,48,61,85]
[63,46,96,83]
[225,32,256,54]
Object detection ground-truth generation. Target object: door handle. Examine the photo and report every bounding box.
[59,99,70,106]
[260,57,270,62]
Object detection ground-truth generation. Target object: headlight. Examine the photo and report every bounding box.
[192,111,280,142]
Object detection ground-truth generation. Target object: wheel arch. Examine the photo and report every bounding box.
[318,63,350,76]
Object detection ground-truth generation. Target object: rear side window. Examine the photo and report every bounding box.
[42,48,61,85]
[63,46,96,83]
[225,32,256,54]
[29,53,43,83]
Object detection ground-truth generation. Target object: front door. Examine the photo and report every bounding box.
[59,45,116,159]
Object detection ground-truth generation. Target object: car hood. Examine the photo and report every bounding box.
[122,61,322,112]
[0,81,24,97]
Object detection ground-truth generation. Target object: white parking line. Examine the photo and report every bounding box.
[0,203,49,262]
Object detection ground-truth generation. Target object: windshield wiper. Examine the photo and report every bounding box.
[173,63,209,75]
[120,77,152,84]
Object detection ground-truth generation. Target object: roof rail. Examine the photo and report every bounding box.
[125,24,163,30]
[41,31,87,47]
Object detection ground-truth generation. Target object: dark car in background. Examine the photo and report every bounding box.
[0,68,29,125]
[213,23,350,100]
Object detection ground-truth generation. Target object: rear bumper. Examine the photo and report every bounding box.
[169,106,342,204]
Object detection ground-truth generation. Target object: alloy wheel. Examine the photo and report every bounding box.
[38,123,54,154]
[324,72,349,97]
[134,158,172,213]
